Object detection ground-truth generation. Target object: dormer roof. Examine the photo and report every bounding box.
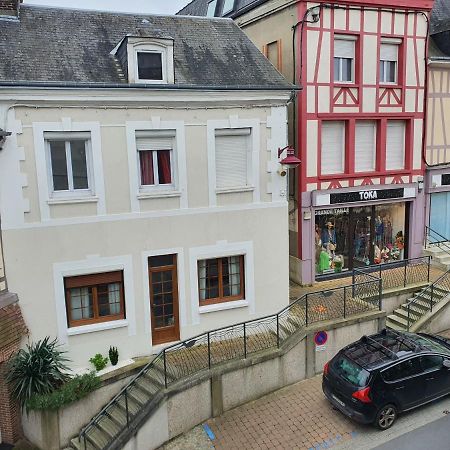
[0,5,292,89]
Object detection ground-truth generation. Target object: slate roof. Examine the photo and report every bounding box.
[0,4,292,88]
[178,0,265,18]
[430,0,450,34]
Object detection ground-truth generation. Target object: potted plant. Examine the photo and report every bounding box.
[109,346,119,366]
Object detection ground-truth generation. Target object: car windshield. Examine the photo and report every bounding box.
[331,354,371,387]
[405,333,450,356]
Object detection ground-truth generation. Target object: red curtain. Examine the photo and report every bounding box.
[139,151,154,185]
[158,150,172,184]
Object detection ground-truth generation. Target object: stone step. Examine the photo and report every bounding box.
[400,301,430,315]
[117,391,142,418]
[393,307,421,322]
[386,314,411,329]
[107,404,127,428]
[134,375,160,397]
[385,319,405,332]
[95,414,121,441]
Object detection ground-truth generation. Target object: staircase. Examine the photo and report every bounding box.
[387,270,450,331]
[423,226,450,270]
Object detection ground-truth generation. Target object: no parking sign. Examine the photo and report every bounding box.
[314,331,328,351]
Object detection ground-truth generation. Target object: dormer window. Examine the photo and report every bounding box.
[137,51,163,81]
[113,36,174,85]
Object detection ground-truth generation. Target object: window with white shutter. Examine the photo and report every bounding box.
[386,121,405,170]
[334,36,356,82]
[215,128,252,190]
[355,121,376,173]
[321,121,345,175]
[379,43,399,84]
[135,130,176,190]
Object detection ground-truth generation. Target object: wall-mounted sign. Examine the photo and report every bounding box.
[330,188,404,205]
[315,208,349,216]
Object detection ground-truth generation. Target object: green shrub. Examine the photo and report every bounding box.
[6,337,70,410]
[26,372,101,411]
[109,346,119,366]
[89,353,108,371]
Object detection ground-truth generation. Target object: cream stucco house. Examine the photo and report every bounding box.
[0,3,293,371]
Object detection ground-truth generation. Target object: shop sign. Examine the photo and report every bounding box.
[315,208,349,216]
[330,188,404,205]
[442,174,450,186]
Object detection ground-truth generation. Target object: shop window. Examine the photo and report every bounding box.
[315,203,406,277]
[64,271,125,327]
[334,36,356,83]
[386,121,406,170]
[355,121,376,173]
[198,255,244,306]
[321,121,345,175]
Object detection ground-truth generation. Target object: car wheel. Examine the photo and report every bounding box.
[375,404,397,430]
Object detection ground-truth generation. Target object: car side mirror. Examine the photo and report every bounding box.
[443,360,450,370]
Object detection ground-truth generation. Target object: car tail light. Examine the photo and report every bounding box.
[352,387,372,404]
[323,361,329,376]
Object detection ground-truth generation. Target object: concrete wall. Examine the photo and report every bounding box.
[21,311,384,450]
[414,295,450,334]
[22,375,132,449]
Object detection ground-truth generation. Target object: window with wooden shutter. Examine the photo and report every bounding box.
[355,121,376,173]
[136,130,175,189]
[215,128,251,190]
[321,121,345,175]
[386,121,406,170]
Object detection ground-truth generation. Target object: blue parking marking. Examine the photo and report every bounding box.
[203,423,215,441]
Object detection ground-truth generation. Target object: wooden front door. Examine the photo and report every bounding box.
[148,254,180,345]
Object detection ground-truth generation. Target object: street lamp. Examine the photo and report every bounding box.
[278,145,301,176]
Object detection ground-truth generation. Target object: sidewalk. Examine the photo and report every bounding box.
[162,368,450,450]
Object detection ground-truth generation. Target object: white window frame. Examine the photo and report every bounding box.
[126,119,187,211]
[45,133,94,200]
[125,39,174,85]
[33,120,106,221]
[189,241,255,324]
[53,255,136,343]
[207,117,260,207]
[379,40,400,85]
[136,131,177,193]
[333,35,357,84]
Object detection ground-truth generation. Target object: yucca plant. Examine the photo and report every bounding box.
[6,337,70,411]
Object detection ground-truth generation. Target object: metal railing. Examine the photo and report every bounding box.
[352,256,431,291]
[405,269,450,331]
[425,226,450,258]
[78,276,382,448]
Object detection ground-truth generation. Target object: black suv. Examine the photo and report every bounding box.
[322,329,450,430]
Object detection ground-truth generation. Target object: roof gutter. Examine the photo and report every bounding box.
[0,81,300,91]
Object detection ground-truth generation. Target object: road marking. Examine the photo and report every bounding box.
[203,423,215,441]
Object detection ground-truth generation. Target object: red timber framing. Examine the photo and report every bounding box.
[295,0,433,259]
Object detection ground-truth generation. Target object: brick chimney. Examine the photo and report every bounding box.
[0,0,22,17]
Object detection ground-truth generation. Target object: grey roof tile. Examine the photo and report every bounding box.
[0,5,292,88]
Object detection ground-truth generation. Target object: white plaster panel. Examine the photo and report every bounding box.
[394,13,405,35]
[333,7,346,30]
[306,120,318,177]
[413,119,423,170]
[416,39,426,87]
[348,9,360,32]
[307,86,316,113]
[362,88,376,113]
[416,14,428,37]
[406,39,416,85]
[317,32,331,84]
[363,10,378,33]
[318,86,330,113]
[363,35,378,85]
[405,89,416,112]
[381,11,393,34]
[307,30,320,83]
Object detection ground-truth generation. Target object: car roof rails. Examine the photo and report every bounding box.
[361,335,399,361]
[382,328,421,352]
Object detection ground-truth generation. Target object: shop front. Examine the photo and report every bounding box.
[299,184,424,284]
[427,169,450,240]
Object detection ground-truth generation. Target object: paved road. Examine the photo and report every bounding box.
[373,415,450,450]
[161,374,450,450]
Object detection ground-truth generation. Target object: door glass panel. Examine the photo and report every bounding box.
[420,355,443,372]
[382,358,422,382]
[374,203,405,263]
[149,254,174,267]
[353,207,372,267]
